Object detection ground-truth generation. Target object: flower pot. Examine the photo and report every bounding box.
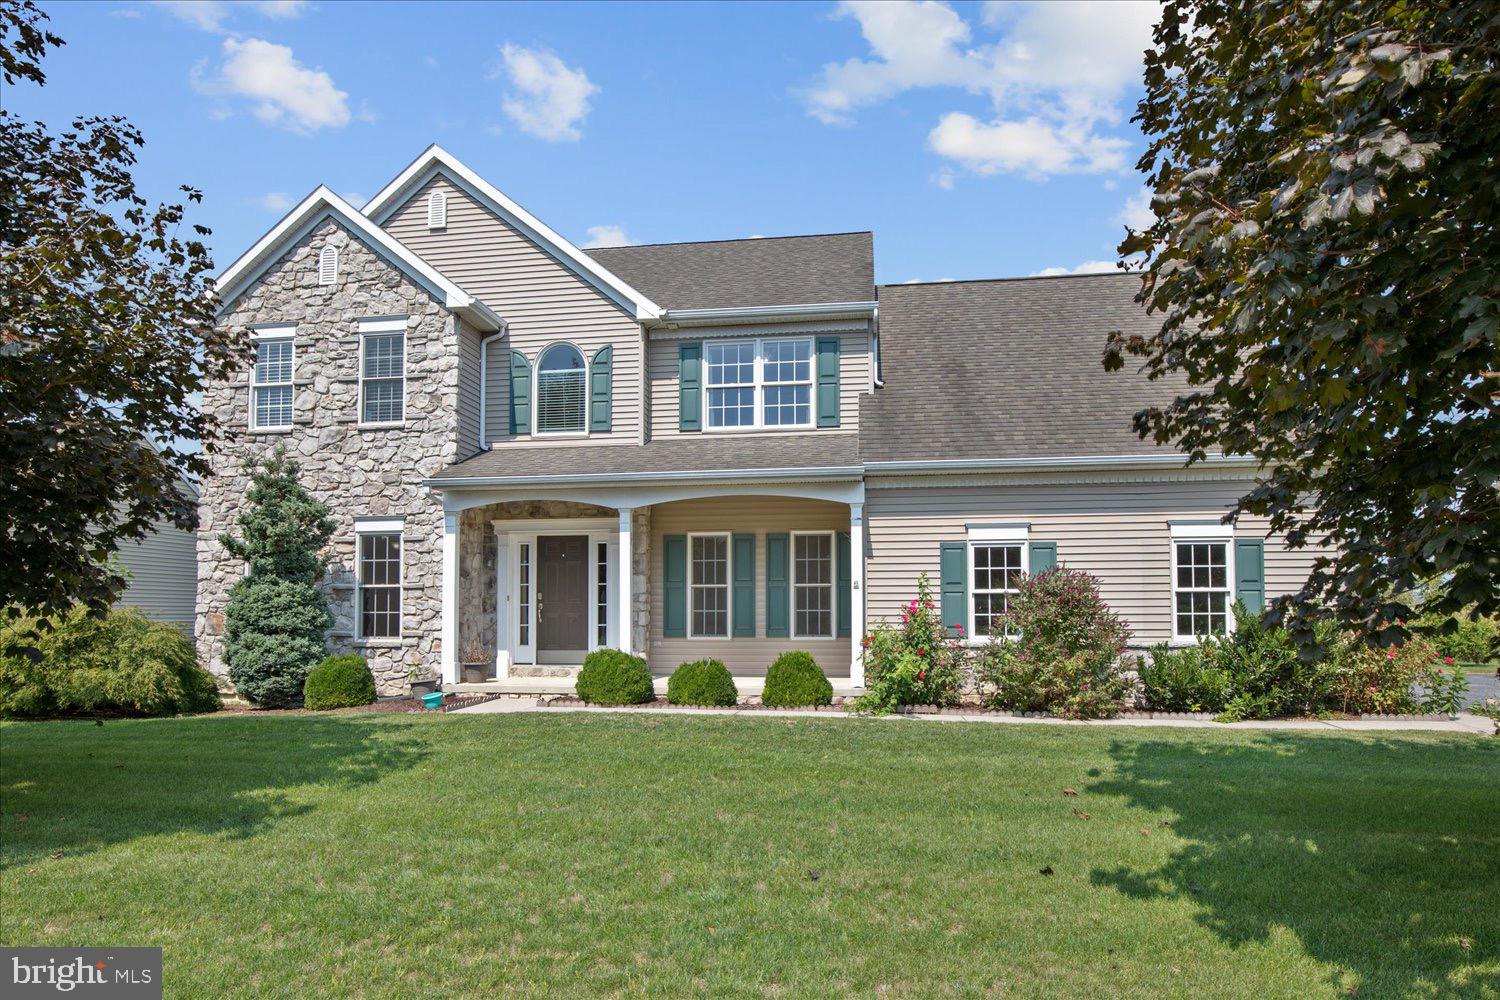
[420,691,444,710]
[461,664,488,683]
[410,678,440,697]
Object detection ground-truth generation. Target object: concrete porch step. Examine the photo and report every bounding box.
[509,664,582,679]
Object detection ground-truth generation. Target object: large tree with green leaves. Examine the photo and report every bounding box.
[1107,0,1498,646]
[0,2,242,627]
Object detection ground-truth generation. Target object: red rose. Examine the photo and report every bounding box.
[1445,657,1454,664]
[918,672,926,680]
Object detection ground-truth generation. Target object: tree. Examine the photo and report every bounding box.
[220,450,335,708]
[0,2,243,629]
[1106,0,1498,647]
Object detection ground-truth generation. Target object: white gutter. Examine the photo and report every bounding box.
[476,326,508,449]
[653,300,878,329]
[425,464,864,490]
[862,453,1258,475]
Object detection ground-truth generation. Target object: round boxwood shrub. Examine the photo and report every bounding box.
[303,654,377,710]
[762,650,833,707]
[576,648,653,705]
[667,658,738,706]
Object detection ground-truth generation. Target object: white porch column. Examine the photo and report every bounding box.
[616,507,634,655]
[440,509,459,685]
[850,502,866,689]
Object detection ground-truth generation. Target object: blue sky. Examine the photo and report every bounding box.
[16,0,1160,285]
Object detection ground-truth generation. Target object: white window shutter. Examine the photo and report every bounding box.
[318,245,338,285]
[427,190,447,229]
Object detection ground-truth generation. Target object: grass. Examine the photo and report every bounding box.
[2,714,1497,999]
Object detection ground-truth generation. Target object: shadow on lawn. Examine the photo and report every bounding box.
[0,716,427,867]
[1087,734,1499,998]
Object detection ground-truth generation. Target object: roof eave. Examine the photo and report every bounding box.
[651,300,878,329]
[425,464,866,490]
[861,454,1260,476]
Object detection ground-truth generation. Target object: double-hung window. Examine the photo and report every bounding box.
[704,337,813,430]
[359,318,406,425]
[792,532,834,639]
[972,543,1025,638]
[356,519,403,640]
[250,326,295,430]
[1173,539,1231,639]
[689,533,730,638]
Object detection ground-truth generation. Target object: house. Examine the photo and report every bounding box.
[199,145,1318,696]
[114,447,199,631]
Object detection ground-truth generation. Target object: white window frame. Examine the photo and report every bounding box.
[1169,521,1236,643]
[249,325,296,431]
[358,317,407,428]
[966,523,1029,644]
[702,336,815,432]
[532,341,590,438]
[790,530,838,641]
[687,531,732,640]
[354,517,404,643]
[318,245,338,285]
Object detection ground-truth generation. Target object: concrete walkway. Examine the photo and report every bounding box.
[452,697,1495,735]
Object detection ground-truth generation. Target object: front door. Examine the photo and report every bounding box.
[537,535,588,662]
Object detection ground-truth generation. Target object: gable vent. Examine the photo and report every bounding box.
[318,245,338,285]
[426,190,447,230]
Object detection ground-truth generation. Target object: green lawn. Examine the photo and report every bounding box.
[2,715,1496,998]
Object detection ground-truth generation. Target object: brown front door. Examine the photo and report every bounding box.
[537,535,588,657]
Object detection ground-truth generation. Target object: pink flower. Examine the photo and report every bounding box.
[1445,657,1454,664]
[1388,650,1396,660]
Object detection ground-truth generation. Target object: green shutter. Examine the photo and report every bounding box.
[679,341,702,432]
[508,350,531,435]
[816,335,841,428]
[765,533,790,638]
[589,345,612,432]
[1029,541,1058,575]
[732,533,756,637]
[1235,538,1266,613]
[663,535,687,638]
[939,541,967,637]
[836,531,852,638]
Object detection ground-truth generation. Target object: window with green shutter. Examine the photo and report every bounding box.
[765,533,790,638]
[663,535,687,638]
[589,345,612,432]
[679,342,702,432]
[508,350,531,435]
[939,541,967,637]
[732,533,756,637]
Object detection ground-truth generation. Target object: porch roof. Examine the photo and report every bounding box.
[429,432,862,486]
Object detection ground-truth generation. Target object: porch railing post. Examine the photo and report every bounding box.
[616,507,634,655]
[441,509,459,685]
[850,502,865,689]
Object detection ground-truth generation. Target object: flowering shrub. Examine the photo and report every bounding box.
[975,567,1132,719]
[853,574,965,714]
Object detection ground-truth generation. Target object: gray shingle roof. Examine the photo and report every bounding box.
[585,232,874,310]
[431,432,861,482]
[861,273,1187,464]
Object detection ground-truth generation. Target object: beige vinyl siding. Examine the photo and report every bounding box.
[649,496,853,678]
[864,478,1325,647]
[455,318,483,457]
[116,518,198,628]
[383,175,642,443]
[646,328,871,440]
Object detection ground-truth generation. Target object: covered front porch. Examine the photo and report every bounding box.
[433,479,868,696]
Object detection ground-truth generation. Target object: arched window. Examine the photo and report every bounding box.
[426,190,447,229]
[535,343,586,434]
[318,245,338,285]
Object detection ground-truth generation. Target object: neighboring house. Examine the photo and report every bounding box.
[199,145,1320,696]
[116,478,200,630]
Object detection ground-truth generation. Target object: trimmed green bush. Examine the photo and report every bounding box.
[576,648,653,705]
[1138,642,1233,713]
[0,607,221,718]
[304,654,377,710]
[666,658,738,706]
[762,650,833,707]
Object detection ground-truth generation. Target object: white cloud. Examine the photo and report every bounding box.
[804,1,1159,179]
[1031,260,1120,276]
[342,191,367,209]
[1115,186,1154,230]
[932,168,956,190]
[260,191,293,213]
[198,37,350,132]
[153,0,309,33]
[581,225,633,249]
[496,43,597,142]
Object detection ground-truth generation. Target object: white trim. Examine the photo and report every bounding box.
[1169,536,1236,643]
[426,465,864,489]
[790,530,837,641]
[355,519,406,644]
[616,508,634,655]
[1169,519,1233,539]
[357,321,406,428]
[863,454,1257,475]
[215,186,502,332]
[966,522,1030,542]
[249,332,295,431]
[967,538,1028,644]
[687,531,732,640]
[703,336,815,432]
[657,301,877,328]
[361,146,662,321]
[532,341,590,437]
[849,503,865,688]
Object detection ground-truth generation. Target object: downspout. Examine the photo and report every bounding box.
[871,304,883,388]
[478,328,507,450]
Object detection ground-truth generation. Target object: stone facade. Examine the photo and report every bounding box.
[196,219,463,695]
